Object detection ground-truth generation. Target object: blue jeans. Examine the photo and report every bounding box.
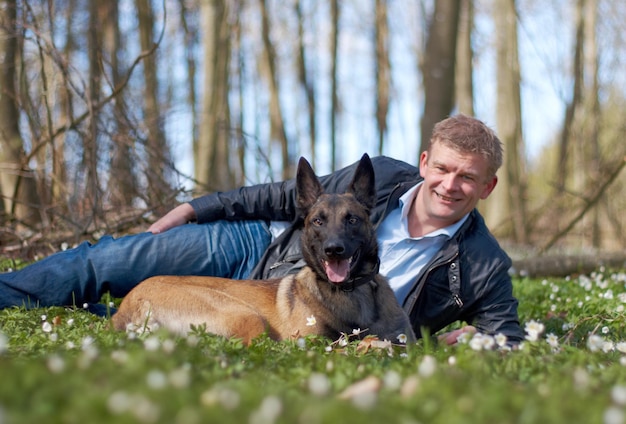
[0,220,272,309]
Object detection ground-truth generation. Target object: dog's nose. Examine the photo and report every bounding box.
[324,242,345,257]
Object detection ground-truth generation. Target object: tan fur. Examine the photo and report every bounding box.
[112,267,414,344]
[112,154,416,344]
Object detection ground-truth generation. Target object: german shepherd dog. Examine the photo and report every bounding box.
[112,154,415,344]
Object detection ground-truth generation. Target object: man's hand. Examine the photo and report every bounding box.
[437,325,477,345]
[147,203,197,234]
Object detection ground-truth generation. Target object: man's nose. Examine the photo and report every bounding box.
[441,173,459,191]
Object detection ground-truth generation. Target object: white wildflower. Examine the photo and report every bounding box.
[397,333,408,344]
[456,331,473,345]
[383,370,402,391]
[546,333,559,348]
[0,332,8,354]
[587,334,605,352]
[603,341,615,353]
[107,391,132,414]
[169,364,192,389]
[308,373,332,396]
[494,333,508,348]
[46,355,65,374]
[143,336,160,352]
[616,342,626,353]
[524,320,545,342]
[146,370,167,390]
[469,333,485,351]
[612,385,626,406]
[161,339,176,354]
[42,322,53,333]
[200,388,240,410]
[604,407,625,424]
[480,334,496,350]
[418,355,437,378]
[249,396,283,424]
[306,315,317,327]
[111,350,129,364]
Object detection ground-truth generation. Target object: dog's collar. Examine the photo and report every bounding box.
[338,258,380,292]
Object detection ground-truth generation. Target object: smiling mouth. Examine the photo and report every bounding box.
[435,191,458,202]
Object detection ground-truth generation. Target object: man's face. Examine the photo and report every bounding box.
[418,141,497,228]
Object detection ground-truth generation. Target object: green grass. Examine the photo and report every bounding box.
[2,266,626,423]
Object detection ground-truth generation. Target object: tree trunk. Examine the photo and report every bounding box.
[85,0,103,221]
[555,0,585,193]
[583,0,601,248]
[493,0,528,243]
[136,0,173,210]
[375,0,390,155]
[105,1,137,208]
[419,0,460,153]
[329,0,339,170]
[0,0,42,229]
[455,0,474,116]
[196,0,233,193]
[295,0,316,168]
[259,0,291,179]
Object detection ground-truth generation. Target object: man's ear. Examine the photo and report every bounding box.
[480,175,498,199]
[418,150,428,178]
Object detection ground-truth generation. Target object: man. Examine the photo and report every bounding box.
[0,114,524,344]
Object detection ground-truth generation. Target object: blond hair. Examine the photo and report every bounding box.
[428,114,503,177]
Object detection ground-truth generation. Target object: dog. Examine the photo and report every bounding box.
[112,154,416,344]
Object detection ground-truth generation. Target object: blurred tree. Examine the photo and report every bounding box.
[295,0,317,168]
[0,0,42,229]
[375,0,390,155]
[493,0,528,244]
[105,1,138,209]
[420,0,460,153]
[137,0,174,212]
[455,0,474,116]
[196,0,234,193]
[556,0,585,194]
[259,0,291,179]
[329,0,339,170]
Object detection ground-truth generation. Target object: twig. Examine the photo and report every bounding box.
[540,156,626,253]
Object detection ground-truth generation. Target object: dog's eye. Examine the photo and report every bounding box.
[348,216,359,225]
[312,218,323,226]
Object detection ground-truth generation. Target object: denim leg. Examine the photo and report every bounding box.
[0,220,271,309]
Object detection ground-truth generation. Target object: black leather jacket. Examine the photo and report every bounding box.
[189,156,524,342]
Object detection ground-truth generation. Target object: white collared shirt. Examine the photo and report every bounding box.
[376,182,468,304]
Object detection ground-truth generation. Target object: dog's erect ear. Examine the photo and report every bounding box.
[348,153,376,211]
[296,156,324,215]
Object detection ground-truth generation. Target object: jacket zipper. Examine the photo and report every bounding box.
[404,251,461,312]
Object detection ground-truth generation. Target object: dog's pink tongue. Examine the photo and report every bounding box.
[324,259,350,283]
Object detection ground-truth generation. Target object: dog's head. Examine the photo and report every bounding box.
[296,154,379,289]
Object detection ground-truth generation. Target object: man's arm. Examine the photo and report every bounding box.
[469,269,525,344]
